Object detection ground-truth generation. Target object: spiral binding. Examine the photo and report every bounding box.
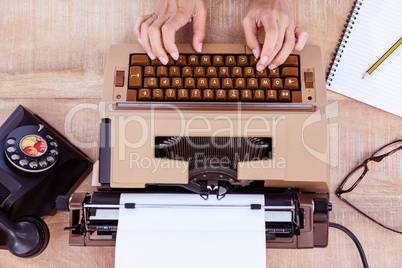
[326,0,364,86]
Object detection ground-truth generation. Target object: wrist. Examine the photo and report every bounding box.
[283,0,293,7]
[257,0,294,8]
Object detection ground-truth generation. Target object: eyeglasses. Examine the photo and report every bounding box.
[336,139,402,234]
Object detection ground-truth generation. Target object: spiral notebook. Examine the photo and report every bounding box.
[326,0,402,117]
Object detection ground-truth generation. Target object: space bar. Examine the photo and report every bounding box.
[115,102,316,112]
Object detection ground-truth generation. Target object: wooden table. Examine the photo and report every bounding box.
[1,0,401,267]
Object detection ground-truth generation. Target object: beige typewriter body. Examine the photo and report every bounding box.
[99,44,329,193]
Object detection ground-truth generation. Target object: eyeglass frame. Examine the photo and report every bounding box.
[336,139,402,234]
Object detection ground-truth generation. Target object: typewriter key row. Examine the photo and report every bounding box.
[137,77,299,90]
[130,54,299,67]
[129,67,299,87]
[132,88,301,102]
[140,66,298,78]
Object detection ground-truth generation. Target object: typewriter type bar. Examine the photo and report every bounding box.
[58,190,331,249]
[84,203,295,210]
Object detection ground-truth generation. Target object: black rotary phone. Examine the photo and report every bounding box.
[0,106,93,257]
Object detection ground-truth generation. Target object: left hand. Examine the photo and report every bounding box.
[134,0,207,64]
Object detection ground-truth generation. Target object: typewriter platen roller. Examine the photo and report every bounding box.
[58,188,331,249]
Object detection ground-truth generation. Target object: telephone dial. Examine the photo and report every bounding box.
[0,106,93,257]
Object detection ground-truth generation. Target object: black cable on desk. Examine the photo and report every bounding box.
[329,222,369,268]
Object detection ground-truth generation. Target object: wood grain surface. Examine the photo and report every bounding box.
[0,0,401,267]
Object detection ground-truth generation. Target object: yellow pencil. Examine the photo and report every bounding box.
[363,36,402,79]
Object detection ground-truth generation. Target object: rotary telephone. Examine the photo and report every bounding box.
[0,106,92,257]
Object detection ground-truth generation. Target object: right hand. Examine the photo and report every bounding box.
[134,0,207,65]
[242,0,308,71]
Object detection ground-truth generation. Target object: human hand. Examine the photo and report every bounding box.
[134,0,207,65]
[242,0,308,71]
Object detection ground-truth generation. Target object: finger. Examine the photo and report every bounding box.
[269,26,296,68]
[256,17,278,71]
[293,26,308,52]
[162,11,190,60]
[192,0,207,53]
[266,22,287,68]
[141,15,158,60]
[134,14,153,45]
[148,16,171,64]
[242,16,261,59]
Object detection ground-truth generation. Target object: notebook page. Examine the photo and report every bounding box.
[326,0,402,117]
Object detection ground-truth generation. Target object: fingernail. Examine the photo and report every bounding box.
[170,53,179,61]
[252,49,259,59]
[198,43,203,53]
[256,64,265,72]
[159,57,168,65]
[260,56,268,65]
[137,38,142,45]
[147,52,156,60]
[268,64,277,70]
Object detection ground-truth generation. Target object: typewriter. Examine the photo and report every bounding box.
[59,44,331,249]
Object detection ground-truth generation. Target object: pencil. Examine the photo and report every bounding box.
[363,36,402,79]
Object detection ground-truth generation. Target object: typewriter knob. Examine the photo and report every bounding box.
[313,198,332,215]
[0,210,49,258]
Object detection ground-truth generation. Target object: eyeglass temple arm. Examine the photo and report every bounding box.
[337,194,402,234]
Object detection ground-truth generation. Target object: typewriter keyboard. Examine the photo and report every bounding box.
[127,54,301,103]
